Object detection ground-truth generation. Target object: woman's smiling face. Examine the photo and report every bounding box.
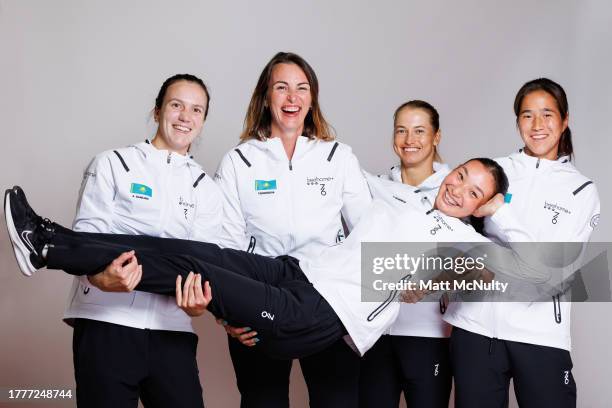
[153,80,208,155]
[517,90,568,160]
[393,107,440,167]
[267,63,312,137]
[435,160,496,218]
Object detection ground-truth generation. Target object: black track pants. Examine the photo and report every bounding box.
[46,225,345,359]
[451,327,576,408]
[359,335,451,408]
[73,319,204,408]
[228,335,360,408]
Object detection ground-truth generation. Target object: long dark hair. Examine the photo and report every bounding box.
[240,52,334,142]
[513,78,572,160]
[466,157,509,232]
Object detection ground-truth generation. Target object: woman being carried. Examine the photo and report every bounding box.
[5,157,510,358]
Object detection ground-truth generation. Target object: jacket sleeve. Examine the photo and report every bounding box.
[569,183,600,242]
[72,154,117,233]
[214,152,249,250]
[340,149,372,231]
[488,203,536,242]
[190,178,223,243]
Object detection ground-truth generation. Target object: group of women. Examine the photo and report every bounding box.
[4,51,600,408]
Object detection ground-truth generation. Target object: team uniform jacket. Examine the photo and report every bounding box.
[444,150,601,351]
[64,140,223,332]
[214,136,372,259]
[300,175,491,356]
[380,163,452,338]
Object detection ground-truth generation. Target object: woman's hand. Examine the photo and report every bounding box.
[176,272,212,317]
[400,287,429,303]
[473,193,505,218]
[87,250,142,292]
[215,320,259,347]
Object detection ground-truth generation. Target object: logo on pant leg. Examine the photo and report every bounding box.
[563,370,570,385]
[434,363,439,377]
[261,311,275,321]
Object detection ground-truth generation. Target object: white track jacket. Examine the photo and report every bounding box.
[64,140,222,332]
[214,136,371,259]
[444,151,600,350]
[301,175,490,356]
[381,163,452,338]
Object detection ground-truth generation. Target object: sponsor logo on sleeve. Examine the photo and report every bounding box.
[130,183,153,200]
[590,214,600,228]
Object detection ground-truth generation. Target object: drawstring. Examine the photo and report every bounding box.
[247,236,256,253]
[553,294,562,323]
[439,295,447,314]
[488,338,497,355]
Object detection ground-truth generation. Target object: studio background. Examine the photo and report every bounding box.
[1,0,610,407]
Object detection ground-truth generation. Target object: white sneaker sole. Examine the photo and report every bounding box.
[4,190,36,276]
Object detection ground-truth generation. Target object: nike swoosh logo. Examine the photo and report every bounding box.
[21,230,38,255]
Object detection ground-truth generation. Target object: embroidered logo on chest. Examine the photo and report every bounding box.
[178,196,195,220]
[430,214,454,235]
[306,176,334,196]
[543,201,571,224]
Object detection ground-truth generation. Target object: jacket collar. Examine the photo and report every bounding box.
[245,135,316,162]
[134,140,198,168]
[389,162,450,192]
[512,149,571,170]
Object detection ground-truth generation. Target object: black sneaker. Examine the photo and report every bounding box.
[4,187,53,276]
[13,186,44,226]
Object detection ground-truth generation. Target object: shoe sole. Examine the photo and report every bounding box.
[4,189,36,276]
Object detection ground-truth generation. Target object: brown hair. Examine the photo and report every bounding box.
[155,73,210,120]
[394,100,442,162]
[513,78,573,160]
[240,52,334,142]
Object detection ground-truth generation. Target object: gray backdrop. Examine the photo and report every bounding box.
[1,0,610,407]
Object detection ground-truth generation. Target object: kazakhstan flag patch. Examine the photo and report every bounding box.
[255,179,277,191]
[130,183,153,197]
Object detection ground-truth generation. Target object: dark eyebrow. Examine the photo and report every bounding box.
[168,98,204,110]
[520,107,556,115]
[273,81,289,86]
[462,166,485,197]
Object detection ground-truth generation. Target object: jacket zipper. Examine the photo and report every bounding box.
[287,160,296,251]
[493,157,542,339]
[535,158,562,323]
